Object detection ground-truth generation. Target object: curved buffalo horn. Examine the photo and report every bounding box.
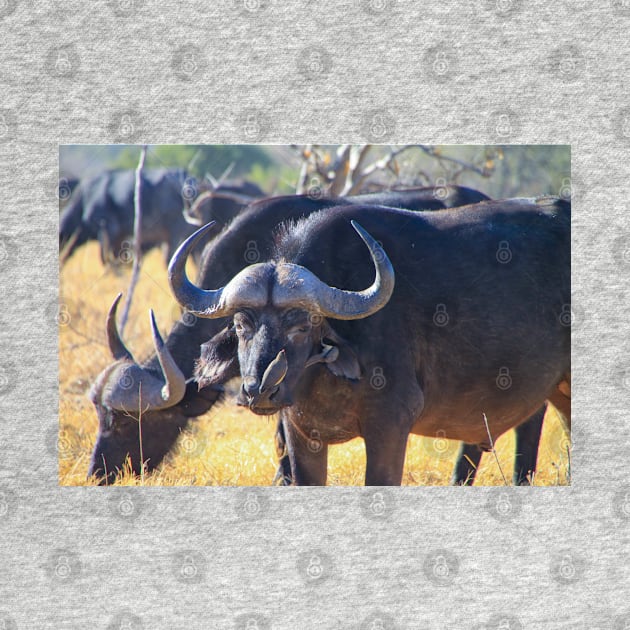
[260,350,288,394]
[102,306,186,412]
[307,220,395,320]
[168,222,226,316]
[148,310,187,406]
[169,220,395,321]
[106,293,134,361]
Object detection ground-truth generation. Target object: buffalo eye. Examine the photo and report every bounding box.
[234,313,254,339]
[287,323,311,341]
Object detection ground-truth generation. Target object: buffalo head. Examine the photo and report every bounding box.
[87,294,219,483]
[168,221,395,415]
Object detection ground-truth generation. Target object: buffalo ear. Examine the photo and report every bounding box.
[194,325,240,388]
[320,323,361,380]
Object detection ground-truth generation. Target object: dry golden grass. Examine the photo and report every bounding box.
[59,243,570,486]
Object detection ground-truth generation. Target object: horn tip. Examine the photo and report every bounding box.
[149,309,163,346]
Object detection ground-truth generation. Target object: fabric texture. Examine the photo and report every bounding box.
[0,1,628,628]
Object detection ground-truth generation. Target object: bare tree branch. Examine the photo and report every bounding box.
[120,144,147,335]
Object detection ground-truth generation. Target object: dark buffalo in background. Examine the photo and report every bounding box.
[183,180,265,227]
[59,168,264,267]
[172,198,570,485]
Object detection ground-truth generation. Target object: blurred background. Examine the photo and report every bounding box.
[60,144,570,199]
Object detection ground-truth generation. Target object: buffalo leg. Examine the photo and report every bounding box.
[273,418,293,486]
[513,404,546,485]
[364,427,410,486]
[282,416,328,486]
[451,443,483,486]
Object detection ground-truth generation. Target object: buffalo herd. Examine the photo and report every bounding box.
[60,169,571,486]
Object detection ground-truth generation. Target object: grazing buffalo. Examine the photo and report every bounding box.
[171,198,570,485]
[59,169,263,267]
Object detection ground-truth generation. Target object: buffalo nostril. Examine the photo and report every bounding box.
[242,376,259,397]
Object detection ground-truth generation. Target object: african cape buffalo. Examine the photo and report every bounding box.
[86,188,486,483]
[171,198,570,486]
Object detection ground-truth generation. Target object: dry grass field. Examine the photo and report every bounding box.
[59,243,570,486]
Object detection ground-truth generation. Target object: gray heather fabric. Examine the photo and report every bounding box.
[0,1,628,628]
